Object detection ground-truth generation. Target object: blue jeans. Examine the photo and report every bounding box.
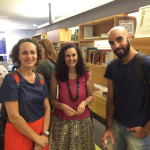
[109,120,150,150]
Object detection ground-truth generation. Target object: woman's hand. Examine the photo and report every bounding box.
[62,103,79,116]
[34,144,44,150]
[34,134,48,148]
[76,101,86,115]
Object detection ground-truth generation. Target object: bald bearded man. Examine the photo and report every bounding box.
[101,26,150,150]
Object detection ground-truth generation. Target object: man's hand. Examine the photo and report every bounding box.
[127,126,149,138]
[101,130,114,147]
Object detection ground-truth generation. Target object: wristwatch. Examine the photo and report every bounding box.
[41,130,49,136]
[85,100,89,106]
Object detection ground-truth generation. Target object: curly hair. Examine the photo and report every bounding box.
[56,43,88,82]
[38,39,57,63]
[9,38,43,66]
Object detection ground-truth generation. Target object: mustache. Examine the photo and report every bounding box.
[114,47,124,53]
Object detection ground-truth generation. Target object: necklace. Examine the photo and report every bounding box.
[67,77,80,102]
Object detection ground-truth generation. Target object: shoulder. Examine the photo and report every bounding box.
[143,55,150,65]
[142,55,150,73]
[0,73,18,92]
[104,59,117,79]
[5,73,16,82]
[35,72,44,80]
[106,59,117,71]
[85,71,90,79]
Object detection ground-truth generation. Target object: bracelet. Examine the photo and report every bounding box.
[41,130,49,136]
[85,100,89,106]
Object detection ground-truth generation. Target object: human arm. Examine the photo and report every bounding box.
[33,97,50,150]
[50,74,79,116]
[76,75,94,115]
[101,79,115,147]
[42,97,50,132]
[4,101,48,147]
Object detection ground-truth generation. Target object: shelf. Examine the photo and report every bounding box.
[79,14,136,42]
[89,89,107,119]
[80,38,107,42]
[86,63,107,87]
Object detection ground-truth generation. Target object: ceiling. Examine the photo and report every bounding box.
[0,0,114,31]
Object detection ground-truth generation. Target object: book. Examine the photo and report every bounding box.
[83,26,93,39]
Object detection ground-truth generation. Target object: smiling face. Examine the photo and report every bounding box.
[108,27,131,58]
[65,47,78,69]
[18,42,37,68]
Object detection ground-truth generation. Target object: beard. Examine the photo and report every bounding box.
[113,40,130,58]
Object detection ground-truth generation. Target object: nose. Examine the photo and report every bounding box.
[27,53,32,58]
[113,41,120,49]
[70,55,73,60]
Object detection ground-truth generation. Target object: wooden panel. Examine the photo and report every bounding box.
[131,38,150,56]
[93,19,114,37]
[47,29,72,42]
[89,89,106,119]
[86,63,108,88]
[60,29,72,42]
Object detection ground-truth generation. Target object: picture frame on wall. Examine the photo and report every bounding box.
[135,5,150,38]
[116,16,136,37]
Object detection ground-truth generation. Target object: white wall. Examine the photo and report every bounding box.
[5,29,36,62]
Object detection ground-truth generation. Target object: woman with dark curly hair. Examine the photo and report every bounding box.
[49,43,95,150]
[0,38,50,150]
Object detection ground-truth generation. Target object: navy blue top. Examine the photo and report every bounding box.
[0,72,49,122]
[105,54,150,128]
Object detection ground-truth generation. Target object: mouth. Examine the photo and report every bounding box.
[115,48,124,54]
[116,49,123,53]
[68,61,75,64]
[25,60,34,63]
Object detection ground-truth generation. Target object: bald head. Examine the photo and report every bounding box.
[108,26,128,38]
[108,26,132,59]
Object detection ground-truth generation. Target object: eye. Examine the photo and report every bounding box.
[22,51,28,55]
[72,53,76,57]
[116,36,123,42]
[31,50,36,54]
[109,41,114,46]
[65,54,70,58]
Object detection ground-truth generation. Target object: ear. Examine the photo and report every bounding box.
[127,34,132,41]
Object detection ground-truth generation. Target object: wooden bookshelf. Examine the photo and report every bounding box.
[78,14,136,48]
[47,27,79,53]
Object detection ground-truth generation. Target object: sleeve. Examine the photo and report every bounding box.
[85,71,90,80]
[0,74,18,103]
[143,55,150,82]
[104,60,113,79]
